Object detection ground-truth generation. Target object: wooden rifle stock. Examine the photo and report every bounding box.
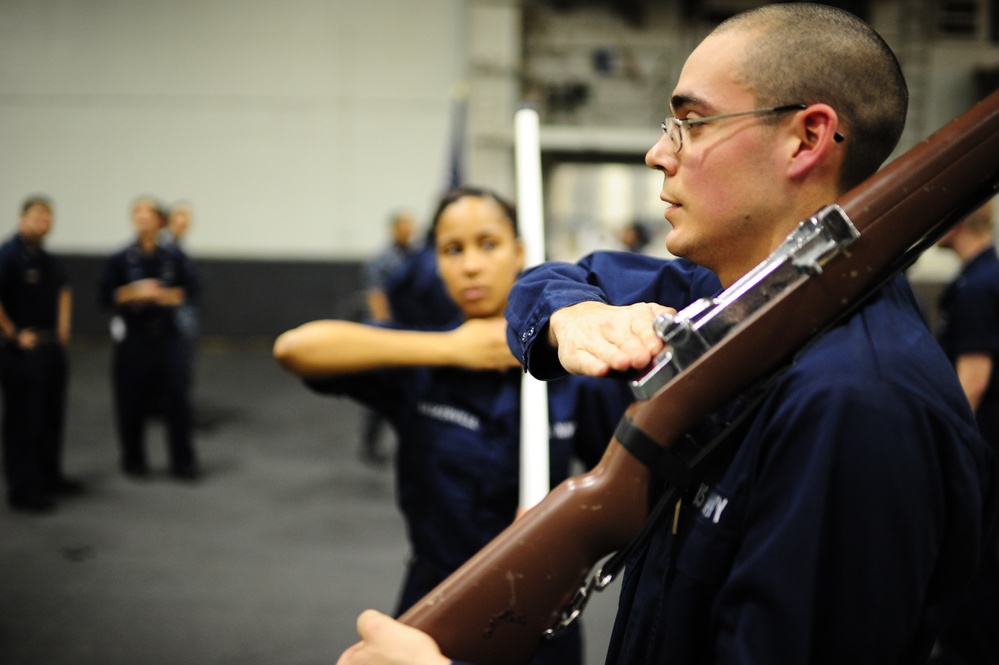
[398,89,999,665]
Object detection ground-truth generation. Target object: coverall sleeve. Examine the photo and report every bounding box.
[504,251,720,379]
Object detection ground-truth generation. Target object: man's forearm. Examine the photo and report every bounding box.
[58,287,72,344]
[0,301,16,338]
[955,353,992,411]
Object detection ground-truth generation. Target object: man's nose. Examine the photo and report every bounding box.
[646,134,678,175]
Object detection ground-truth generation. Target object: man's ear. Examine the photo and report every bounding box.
[787,104,841,180]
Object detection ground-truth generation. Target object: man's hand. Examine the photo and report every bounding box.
[549,301,673,376]
[448,318,522,371]
[15,328,38,351]
[130,278,163,302]
[337,610,450,665]
[154,286,185,307]
[116,278,162,306]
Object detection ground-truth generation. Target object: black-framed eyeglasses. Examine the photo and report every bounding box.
[661,103,845,153]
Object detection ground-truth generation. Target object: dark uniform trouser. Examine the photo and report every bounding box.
[931,532,999,665]
[112,333,195,474]
[929,410,999,665]
[931,413,999,665]
[0,343,68,499]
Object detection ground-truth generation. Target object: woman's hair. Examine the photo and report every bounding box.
[717,3,908,193]
[429,186,518,239]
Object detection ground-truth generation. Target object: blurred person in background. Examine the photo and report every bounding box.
[931,195,999,665]
[383,227,461,330]
[0,195,78,513]
[618,220,651,254]
[162,202,200,392]
[365,210,416,322]
[357,209,417,464]
[99,196,200,481]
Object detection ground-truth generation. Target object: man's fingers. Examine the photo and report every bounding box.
[550,300,673,375]
[559,343,620,376]
[356,609,387,640]
[342,609,449,665]
[336,642,364,665]
[625,304,671,360]
[596,320,657,370]
[335,610,386,665]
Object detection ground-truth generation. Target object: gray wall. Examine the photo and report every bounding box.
[5,1,998,338]
[0,0,466,260]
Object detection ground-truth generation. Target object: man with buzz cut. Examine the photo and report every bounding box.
[335,5,998,665]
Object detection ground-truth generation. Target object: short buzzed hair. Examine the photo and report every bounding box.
[21,195,53,216]
[716,3,908,193]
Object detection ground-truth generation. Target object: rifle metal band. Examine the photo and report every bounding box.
[614,417,695,489]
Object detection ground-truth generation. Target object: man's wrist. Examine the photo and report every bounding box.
[525,322,567,381]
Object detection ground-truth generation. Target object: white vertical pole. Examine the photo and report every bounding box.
[514,106,550,510]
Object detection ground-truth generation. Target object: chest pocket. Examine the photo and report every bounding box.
[673,487,745,586]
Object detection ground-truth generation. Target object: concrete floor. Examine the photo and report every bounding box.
[0,343,621,665]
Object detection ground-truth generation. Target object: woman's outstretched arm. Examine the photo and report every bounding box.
[273,318,520,377]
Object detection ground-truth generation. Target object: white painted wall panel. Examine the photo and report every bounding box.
[0,0,465,258]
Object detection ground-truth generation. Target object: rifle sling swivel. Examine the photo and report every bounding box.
[615,418,697,490]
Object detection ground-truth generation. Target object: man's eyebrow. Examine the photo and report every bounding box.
[669,94,698,114]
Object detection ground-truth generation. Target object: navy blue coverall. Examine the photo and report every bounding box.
[0,233,69,505]
[306,320,633,665]
[99,241,199,477]
[933,245,999,665]
[503,251,997,665]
